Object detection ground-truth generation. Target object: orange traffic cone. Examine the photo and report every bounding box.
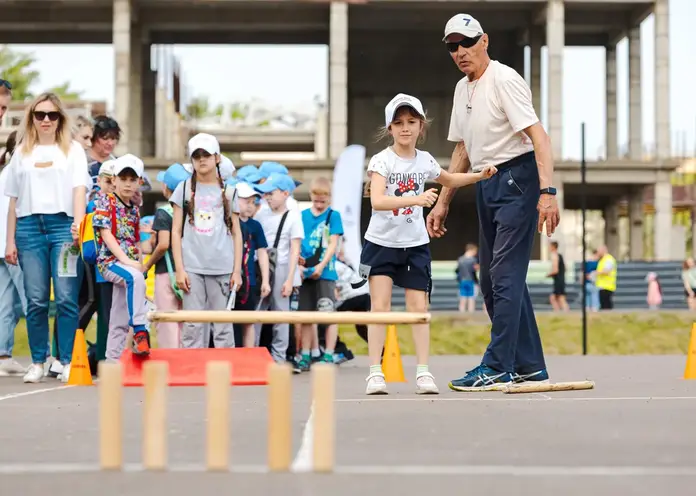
[684,323,696,380]
[382,325,406,383]
[68,329,94,386]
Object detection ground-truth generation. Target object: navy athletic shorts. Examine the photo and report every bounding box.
[359,240,432,293]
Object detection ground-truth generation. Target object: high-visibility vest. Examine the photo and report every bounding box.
[596,254,617,292]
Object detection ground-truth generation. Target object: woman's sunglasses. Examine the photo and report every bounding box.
[0,79,12,90]
[446,35,482,52]
[33,111,61,122]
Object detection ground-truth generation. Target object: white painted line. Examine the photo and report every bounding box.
[1,463,696,477]
[0,385,75,402]
[335,395,696,403]
[291,402,315,473]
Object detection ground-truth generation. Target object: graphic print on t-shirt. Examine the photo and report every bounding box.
[392,174,422,218]
[194,193,217,236]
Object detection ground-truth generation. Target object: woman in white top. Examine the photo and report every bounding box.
[3,92,91,384]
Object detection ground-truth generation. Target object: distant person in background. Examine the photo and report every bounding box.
[546,241,568,312]
[681,258,696,310]
[583,249,600,312]
[4,92,90,383]
[73,115,93,150]
[0,129,27,376]
[455,243,479,313]
[645,272,662,310]
[594,245,616,311]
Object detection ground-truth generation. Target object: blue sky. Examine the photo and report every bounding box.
[10,0,694,161]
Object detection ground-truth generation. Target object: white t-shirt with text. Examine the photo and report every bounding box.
[3,140,91,218]
[448,60,538,172]
[364,147,441,249]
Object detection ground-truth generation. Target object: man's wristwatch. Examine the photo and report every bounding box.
[540,187,557,196]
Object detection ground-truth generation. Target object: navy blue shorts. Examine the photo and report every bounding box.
[359,240,432,293]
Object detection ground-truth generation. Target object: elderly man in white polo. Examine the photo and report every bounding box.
[426,14,560,391]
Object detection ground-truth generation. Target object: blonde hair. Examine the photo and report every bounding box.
[72,115,92,135]
[18,92,72,156]
[375,105,432,145]
[310,176,332,194]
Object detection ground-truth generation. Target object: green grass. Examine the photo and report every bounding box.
[11,311,694,357]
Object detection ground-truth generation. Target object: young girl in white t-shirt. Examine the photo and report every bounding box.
[360,93,497,395]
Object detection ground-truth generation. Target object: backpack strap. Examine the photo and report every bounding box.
[274,210,290,249]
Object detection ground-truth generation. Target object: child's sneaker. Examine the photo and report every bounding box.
[60,364,71,383]
[365,372,388,395]
[132,331,150,356]
[293,357,311,374]
[415,372,439,394]
[511,369,549,384]
[23,363,44,383]
[319,353,334,364]
[448,364,512,392]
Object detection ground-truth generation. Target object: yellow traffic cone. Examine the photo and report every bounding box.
[382,325,406,382]
[684,323,696,380]
[68,329,94,386]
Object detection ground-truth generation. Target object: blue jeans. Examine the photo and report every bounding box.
[15,213,83,364]
[0,259,27,356]
[476,152,547,374]
[585,281,599,310]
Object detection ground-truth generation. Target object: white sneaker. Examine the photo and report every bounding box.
[0,358,27,376]
[416,372,440,395]
[49,360,64,378]
[23,364,45,383]
[60,364,71,383]
[365,372,388,395]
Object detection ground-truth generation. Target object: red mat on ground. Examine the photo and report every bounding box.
[119,347,274,386]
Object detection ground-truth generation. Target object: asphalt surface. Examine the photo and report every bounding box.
[1,355,695,495]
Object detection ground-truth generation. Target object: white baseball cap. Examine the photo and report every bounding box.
[188,133,220,157]
[112,153,144,178]
[235,182,260,199]
[98,159,116,177]
[384,93,426,127]
[443,14,484,41]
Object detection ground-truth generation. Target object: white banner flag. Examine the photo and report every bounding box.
[331,144,366,269]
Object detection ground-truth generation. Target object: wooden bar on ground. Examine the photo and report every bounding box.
[206,361,231,471]
[267,362,293,472]
[99,362,123,470]
[143,361,168,470]
[148,310,430,325]
[502,381,595,394]
[312,363,336,473]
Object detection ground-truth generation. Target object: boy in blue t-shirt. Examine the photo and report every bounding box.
[295,177,344,372]
[232,181,271,347]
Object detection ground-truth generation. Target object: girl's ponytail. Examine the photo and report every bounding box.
[187,170,197,226]
[216,164,234,236]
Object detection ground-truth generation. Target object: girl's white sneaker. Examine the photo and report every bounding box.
[416,372,439,394]
[23,364,45,383]
[365,372,388,395]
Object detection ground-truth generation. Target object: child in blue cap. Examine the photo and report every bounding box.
[253,173,304,363]
[142,163,191,348]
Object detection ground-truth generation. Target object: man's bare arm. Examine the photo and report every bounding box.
[523,122,554,189]
[439,142,471,206]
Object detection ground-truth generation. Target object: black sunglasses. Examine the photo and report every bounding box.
[0,79,12,90]
[95,118,119,130]
[446,35,482,52]
[33,111,61,122]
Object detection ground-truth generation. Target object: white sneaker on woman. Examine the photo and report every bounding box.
[23,364,45,383]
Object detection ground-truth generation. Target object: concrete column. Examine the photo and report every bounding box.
[628,26,641,160]
[113,0,131,156]
[655,0,670,159]
[628,187,644,260]
[530,31,542,118]
[604,201,620,256]
[329,1,348,159]
[141,45,156,157]
[129,20,143,157]
[605,44,618,159]
[653,179,673,261]
[546,0,564,159]
[314,105,328,160]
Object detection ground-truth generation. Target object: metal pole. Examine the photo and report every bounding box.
[580,122,588,355]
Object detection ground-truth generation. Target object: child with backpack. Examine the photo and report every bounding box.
[230,181,271,347]
[91,154,151,360]
[170,133,243,348]
[141,163,191,348]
